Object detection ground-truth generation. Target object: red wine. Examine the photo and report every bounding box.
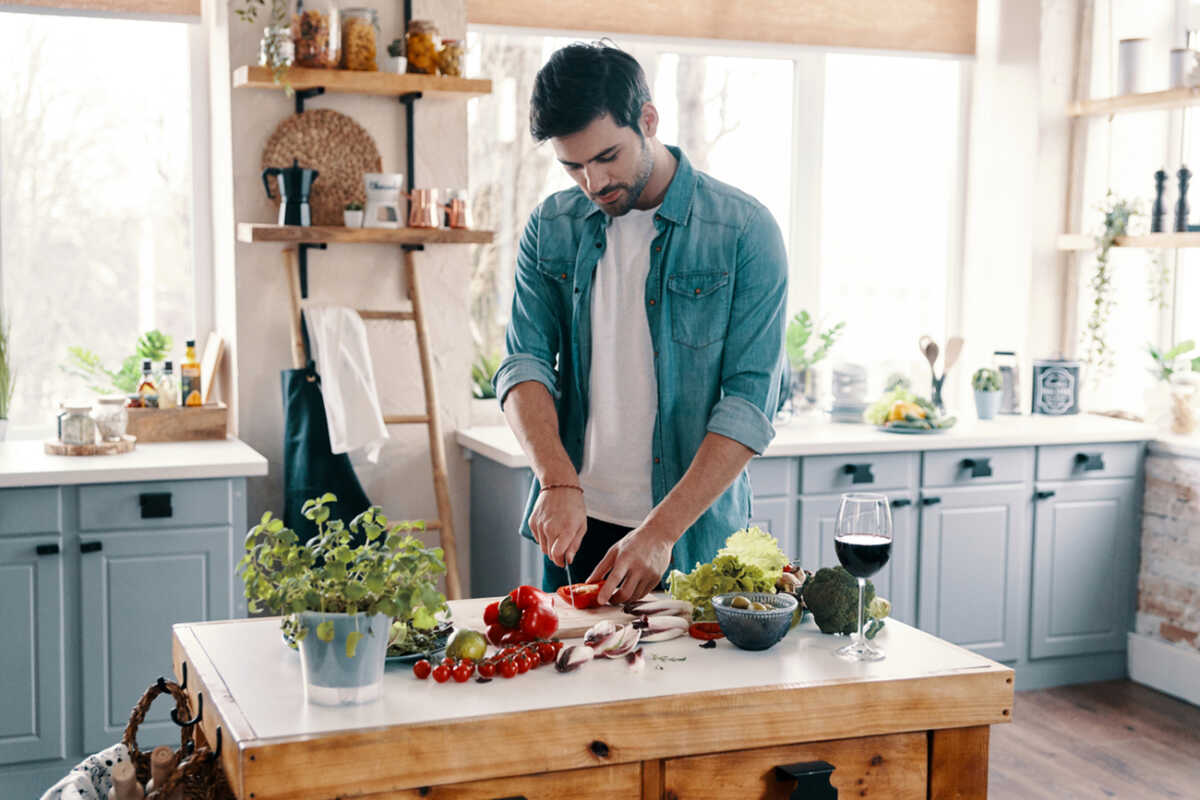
[835,534,892,578]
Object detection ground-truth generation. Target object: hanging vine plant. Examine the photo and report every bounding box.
[234,0,294,95]
[1083,193,1139,376]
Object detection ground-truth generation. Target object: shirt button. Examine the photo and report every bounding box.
[654,350,659,357]
[574,288,580,294]
[654,457,661,464]
[595,242,602,249]
[648,299,656,306]
[560,273,568,279]
[655,246,662,253]
[694,288,701,295]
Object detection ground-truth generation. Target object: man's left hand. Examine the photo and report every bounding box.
[586,524,677,605]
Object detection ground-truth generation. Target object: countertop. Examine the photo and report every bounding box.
[457,414,1160,469]
[0,437,269,488]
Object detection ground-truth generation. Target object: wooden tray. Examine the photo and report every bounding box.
[45,435,136,456]
[126,403,227,442]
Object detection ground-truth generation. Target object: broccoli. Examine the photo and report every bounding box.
[802,566,881,635]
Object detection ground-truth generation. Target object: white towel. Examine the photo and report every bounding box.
[41,743,131,800]
[302,303,389,463]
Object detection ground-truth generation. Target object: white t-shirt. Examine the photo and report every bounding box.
[579,205,661,527]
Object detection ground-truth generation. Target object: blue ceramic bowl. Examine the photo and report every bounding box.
[712,592,798,651]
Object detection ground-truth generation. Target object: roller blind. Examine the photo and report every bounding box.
[467,0,976,55]
[4,0,201,17]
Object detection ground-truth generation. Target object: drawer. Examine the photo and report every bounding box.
[1037,442,1142,481]
[922,447,1033,487]
[801,452,917,494]
[0,487,63,536]
[663,731,927,799]
[748,457,795,496]
[393,763,641,798]
[78,480,232,531]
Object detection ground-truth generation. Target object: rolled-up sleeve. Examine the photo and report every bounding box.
[706,205,788,454]
[494,208,563,409]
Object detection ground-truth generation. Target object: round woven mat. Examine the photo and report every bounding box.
[261,109,382,227]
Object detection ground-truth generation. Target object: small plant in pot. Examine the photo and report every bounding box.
[344,202,365,228]
[785,310,845,413]
[972,367,1003,420]
[386,38,406,73]
[238,493,447,706]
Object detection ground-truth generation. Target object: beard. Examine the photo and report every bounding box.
[597,138,655,217]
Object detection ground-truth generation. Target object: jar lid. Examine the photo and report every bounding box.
[60,401,93,413]
[408,19,437,33]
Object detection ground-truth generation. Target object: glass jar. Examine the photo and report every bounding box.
[293,1,340,69]
[259,24,295,69]
[436,38,464,77]
[405,19,439,74]
[340,7,378,71]
[94,397,129,442]
[57,403,96,447]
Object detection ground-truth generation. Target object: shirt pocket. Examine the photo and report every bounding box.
[537,258,574,284]
[666,270,731,349]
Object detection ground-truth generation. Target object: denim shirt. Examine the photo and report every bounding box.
[493,146,789,576]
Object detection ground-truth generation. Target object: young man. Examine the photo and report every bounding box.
[493,42,788,605]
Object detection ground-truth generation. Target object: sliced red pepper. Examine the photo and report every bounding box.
[483,600,500,626]
[555,583,602,610]
[689,622,725,641]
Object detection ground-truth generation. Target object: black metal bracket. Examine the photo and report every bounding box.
[842,463,875,484]
[1075,452,1105,472]
[139,492,173,519]
[206,726,222,761]
[294,86,324,115]
[171,692,202,727]
[157,662,188,693]
[961,457,993,478]
[297,243,326,298]
[890,497,912,508]
[402,244,425,252]
[774,760,837,799]
[180,661,188,690]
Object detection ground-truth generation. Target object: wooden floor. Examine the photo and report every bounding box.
[989,680,1200,799]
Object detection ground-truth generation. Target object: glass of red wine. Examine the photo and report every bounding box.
[833,492,893,662]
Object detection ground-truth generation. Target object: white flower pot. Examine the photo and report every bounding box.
[0,419,7,441]
[387,55,406,74]
[343,210,364,228]
[296,611,389,706]
[974,390,1001,420]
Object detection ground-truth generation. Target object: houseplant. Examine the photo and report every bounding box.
[238,493,448,705]
[62,329,172,395]
[971,367,1002,420]
[386,38,406,73]
[785,310,845,411]
[344,202,365,228]
[1146,340,1200,435]
[0,306,13,440]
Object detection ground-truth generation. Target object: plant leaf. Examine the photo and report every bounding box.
[345,630,363,658]
[316,620,335,642]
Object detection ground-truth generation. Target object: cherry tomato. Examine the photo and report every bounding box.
[537,641,557,665]
[431,664,451,683]
[500,647,518,659]
[452,664,472,683]
[457,657,475,668]
[440,656,456,667]
[478,661,496,678]
[412,659,432,679]
[688,622,725,641]
[499,659,518,679]
[459,660,476,676]
[552,640,564,654]
[515,653,531,674]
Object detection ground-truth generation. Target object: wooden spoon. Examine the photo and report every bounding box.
[920,337,939,371]
[943,336,964,373]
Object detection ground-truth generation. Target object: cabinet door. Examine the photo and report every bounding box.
[79,527,230,753]
[749,496,794,555]
[1030,478,1138,658]
[918,485,1028,661]
[801,494,918,626]
[0,536,64,765]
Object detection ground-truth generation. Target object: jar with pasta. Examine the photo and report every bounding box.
[293,1,341,69]
[436,38,464,77]
[340,7,378,71]
[406,19,439,74]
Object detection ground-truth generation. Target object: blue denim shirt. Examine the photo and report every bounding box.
[493,146,788,576]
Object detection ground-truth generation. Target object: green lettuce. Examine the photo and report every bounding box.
[718,526,788,585]
[667,527,789,621]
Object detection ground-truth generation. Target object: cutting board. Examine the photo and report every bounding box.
[449,592,689,640]
[199,332,224,405]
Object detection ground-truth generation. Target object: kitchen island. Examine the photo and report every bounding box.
[172,603,1013,799]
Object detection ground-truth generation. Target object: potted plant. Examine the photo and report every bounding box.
[344,202,365,228]
[470,349,505,426]
[972,367,1003,420]
[1146,340,1200,434]
[0,306,13,441]
[386,38,407,74]
[785,311,845,412]
[238,493,447,705]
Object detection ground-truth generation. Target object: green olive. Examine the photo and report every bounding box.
[751,601,769,611]
[730,595,752,610]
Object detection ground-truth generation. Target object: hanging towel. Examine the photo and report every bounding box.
[40,743,131,800]
[301,303,389,463]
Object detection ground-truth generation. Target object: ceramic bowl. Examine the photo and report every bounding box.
[712,591,798,651]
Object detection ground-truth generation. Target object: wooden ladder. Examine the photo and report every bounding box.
[284,248,462,599]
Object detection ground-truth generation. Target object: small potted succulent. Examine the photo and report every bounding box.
[344,202,365,228]
[238,493,447,705]
[386,38,406,73]
[972,367,1003,420]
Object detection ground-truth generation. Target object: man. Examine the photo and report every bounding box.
[493,42,788,605]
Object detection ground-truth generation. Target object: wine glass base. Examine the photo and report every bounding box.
[835,638,885,662]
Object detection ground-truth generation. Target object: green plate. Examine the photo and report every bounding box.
[875,424,948,435]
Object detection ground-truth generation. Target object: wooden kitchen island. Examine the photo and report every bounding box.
[171,600,1013,799]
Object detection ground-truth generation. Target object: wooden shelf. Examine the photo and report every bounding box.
[1057,232,1200,250]
[239,223,493,245]
[1067,87,1200,117]
[233,65,491,98]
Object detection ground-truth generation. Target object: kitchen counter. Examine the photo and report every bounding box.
[0,437,268,487]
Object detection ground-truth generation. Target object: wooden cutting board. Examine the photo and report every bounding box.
[448,592,689,640]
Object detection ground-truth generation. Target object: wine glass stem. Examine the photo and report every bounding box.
[856,577,865,643]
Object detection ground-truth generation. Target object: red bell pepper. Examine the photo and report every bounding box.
[688,622,725,641]
[483,600,500,626]
[489,585,559,643]
[555,582,602,610]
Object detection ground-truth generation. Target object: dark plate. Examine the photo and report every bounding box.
[385,625,453,664]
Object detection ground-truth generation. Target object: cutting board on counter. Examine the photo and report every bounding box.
[449,592,689,640]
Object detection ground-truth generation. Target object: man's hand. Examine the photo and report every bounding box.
[529,487,588,567]
[587,524,676,605]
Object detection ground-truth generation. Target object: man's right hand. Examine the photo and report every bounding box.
[530,486,588,568]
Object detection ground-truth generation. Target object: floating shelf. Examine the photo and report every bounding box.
[238,223,493,245]
[233,65,491,98]
[1067,87,1200,117]
[1057,232,1200,250]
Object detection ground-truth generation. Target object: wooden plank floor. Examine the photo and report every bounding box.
[990,680,1200,799]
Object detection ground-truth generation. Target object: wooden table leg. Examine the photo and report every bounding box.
[929,725,990,799]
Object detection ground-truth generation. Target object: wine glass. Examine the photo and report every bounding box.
[833,492,893,662]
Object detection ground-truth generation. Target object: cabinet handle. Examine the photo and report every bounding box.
[842,463,875,484]
[139,492,173,519]
[773,760,837,799]
[1035,489,1057,500]
[889,498,912,508]
[961,457,993,478]
[921,496,942,506]
[36,543,60,556]
[80,541,103,553]
[1075,452,1105,471]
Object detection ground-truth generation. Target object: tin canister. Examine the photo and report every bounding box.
[1032,359,1081,415]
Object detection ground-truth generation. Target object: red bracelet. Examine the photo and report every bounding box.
[540,483,583,493]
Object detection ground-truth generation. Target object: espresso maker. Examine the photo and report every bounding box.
[262,159,319,226]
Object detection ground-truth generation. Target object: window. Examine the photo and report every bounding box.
[466,30,969,399]
[0,11,201,430]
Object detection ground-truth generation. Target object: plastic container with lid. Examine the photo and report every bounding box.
[93,397,129,441]
[340,7,379,71]
[406,19,439,74]
[293,1,341,68]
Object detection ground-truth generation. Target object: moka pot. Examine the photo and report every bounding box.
[263,159,319,226]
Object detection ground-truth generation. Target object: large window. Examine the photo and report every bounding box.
[0,11,200,430]
[466,30,968,399]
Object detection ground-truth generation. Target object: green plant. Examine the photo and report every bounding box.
[345,202,363,211]
[971,367,1002,392]
[235,0,293,95]
[472,350,501,400]
[387,38,405,58]
[1148,340,1200,382]
[785,311,845,371]
[62,330,172,395]
[0,307,13,420]
[238,493,448,653]
[1084,193,1139,374]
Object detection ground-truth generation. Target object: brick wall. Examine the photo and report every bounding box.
[1138,453,1200,650]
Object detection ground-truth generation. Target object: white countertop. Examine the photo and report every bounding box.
[457,414,1159,469]
[0,438,269,488]
[1149,432,1200,460]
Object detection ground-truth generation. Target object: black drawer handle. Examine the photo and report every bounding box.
[842,463,875,484]
[36,543,60,556]
[890,498,912,508]
[962,457,993,478]
[921,496,942,506]
[1036,489,1057,500]
[139,492,173,519]
[1075,452,1105,471]
[80,541,102,554]
[774,760,837,799]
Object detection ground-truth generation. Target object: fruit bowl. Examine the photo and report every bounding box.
[712,592,797,651]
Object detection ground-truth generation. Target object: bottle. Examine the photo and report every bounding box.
[158,361,178,409]
[137,360,159,408]
[181,339,203,407]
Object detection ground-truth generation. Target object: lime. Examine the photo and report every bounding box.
[446,629,488,661]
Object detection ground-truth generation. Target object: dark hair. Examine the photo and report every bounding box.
[530,42,652,142]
